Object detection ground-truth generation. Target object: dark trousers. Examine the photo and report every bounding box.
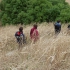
[15,34,26,44]
[55,25,61,34]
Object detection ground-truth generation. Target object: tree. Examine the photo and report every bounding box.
[0,0,70,25]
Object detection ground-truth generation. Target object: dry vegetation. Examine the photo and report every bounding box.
[0,0,70,70]
[0,23,70,70]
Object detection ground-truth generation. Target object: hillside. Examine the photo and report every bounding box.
[0,23,70,70]
[0,0,70,70]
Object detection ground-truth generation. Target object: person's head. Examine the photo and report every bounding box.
[19,27,23,32]
[33,24,37,29]
[57,20,60,23]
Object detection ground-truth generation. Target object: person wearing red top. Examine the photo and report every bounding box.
[30,24,39,43]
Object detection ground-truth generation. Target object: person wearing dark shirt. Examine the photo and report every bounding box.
[54,21,61,34]
[15,27,26,44]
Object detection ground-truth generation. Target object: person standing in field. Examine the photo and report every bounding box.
[54,20,61,34]
[15,27,26,49]
[30,24,39,43]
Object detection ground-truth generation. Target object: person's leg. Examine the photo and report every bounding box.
[15,36,21,49]
[55,25,58,34]
[15,36,20,43]
[23,34,26,44]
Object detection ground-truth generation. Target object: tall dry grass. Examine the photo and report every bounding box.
[0,0,70,70]
[0,23,70,70]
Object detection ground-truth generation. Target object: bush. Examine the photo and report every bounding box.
[0,0,70,25]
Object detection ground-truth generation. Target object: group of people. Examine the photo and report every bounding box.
[15,21,70,46]
[15,24,39,45]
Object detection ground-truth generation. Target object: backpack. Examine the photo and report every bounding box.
[15,31,22,36]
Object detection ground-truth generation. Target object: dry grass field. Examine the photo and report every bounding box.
[0,0,70,70]
[0,23,70,70]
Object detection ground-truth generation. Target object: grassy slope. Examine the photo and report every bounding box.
[0,0,70,70]
[0,23,70,70]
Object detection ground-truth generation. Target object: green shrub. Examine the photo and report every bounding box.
[0,0,70,25]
